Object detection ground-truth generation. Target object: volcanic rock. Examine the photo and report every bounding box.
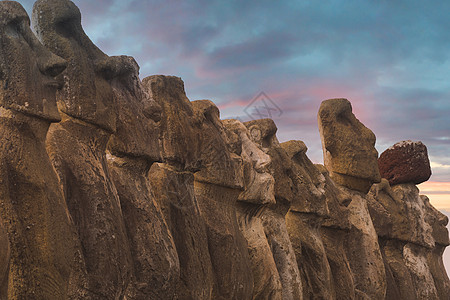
[106,57,181,299]
[34,1,133,297]
[378,140,432,185]
[318,98,381,193]
[0,216,9,299]
[224,119,281,300]
[281,140,334,299]
[144,75,214,299]
[245,119,303,300]
[193,101,254,299]
[0,2,75,298]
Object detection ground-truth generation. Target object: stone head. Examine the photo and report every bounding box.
[106,56,161,163]
[0,1,66,122]
[318,98,381,193]
[33,0,119,132]
[142,75,202,172]
[192,100,243,189]
[281,140,329,217]
[422,195,449,247]
[223,119,275,205]
[244,118,295,209]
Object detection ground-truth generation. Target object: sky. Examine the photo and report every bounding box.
[17,0,450,273]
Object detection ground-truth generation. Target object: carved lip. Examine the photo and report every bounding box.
[44,78,63,89]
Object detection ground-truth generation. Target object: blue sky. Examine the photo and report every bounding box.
[17,0,450,278]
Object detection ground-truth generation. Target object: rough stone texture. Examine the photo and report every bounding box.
[0,2,75,298]
[34,1,133,298]
[318,98,381,193]
[281,140,328,216]
[0,216,10,299]
[343,188,387,299]
[0,2,447,299]
[144,75,215,299]
[106,57,180,299]
[192,101,253,299]
[142,75,202,172]
[315,165,356,300]
[224,119,281,300]
[33,0,118,132]
[281,140,334,299]
[378,140,432,185]
[245,119,303,300]
[369,182,448,300]
[286,213,335,300]
[149,163,214,300]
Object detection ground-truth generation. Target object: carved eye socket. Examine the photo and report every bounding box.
[55,18,76,38]
[5,19,23,39]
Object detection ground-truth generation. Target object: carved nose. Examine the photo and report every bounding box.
[255,157,270,172]
[40,54,67,77]
[439,213,449,226]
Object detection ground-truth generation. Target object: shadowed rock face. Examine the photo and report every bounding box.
[245,119,303,300]
[33,1,133,298]
[318,98,381,193]
[143,75,202,172]
[144,75,215,300]
[106,58,180,299]
[281,140,334,299]
[0,2,75,299]
[224,119,281,300]
[0,1,66,121]
[192,102,254,300]
[33,0,117,132]
[0,216,10,299]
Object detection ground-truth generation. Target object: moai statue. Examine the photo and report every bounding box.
[423,195,450,300]
[281,140,335,299]
[318,98,386,299]
[371,141,448,300]
[33,1,132,298]
[106,57,180,299]
[244,119,303,300]
[192,100,254,300]
[223,119,282,300]
[0,1,75,298]
[318,98,381,193]
[316,164,356,300]
[143,75,215,300]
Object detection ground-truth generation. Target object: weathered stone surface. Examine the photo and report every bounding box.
[224,119,281,300]
[144,75,214,299]
[378,140,432,185]
[33,0,117,132]
[318,98,381,193]
[286,213,335,300]
[393,184,434,248]
[0,216,10,299]
[34,1,133,298]
[106,57,180,299]
[192,101,253,299]
[142,75,202,172]
[370,182,447,300]
[343,188,387,299]
[281,140,334,299]
[281,140,328,216]
[149,163,214,300]
[0,2,75,298]
[316,166,356,300]
[403,243,439,299]
[367,179,412,241]
[237,212,282,300]
[245,119,303,300]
